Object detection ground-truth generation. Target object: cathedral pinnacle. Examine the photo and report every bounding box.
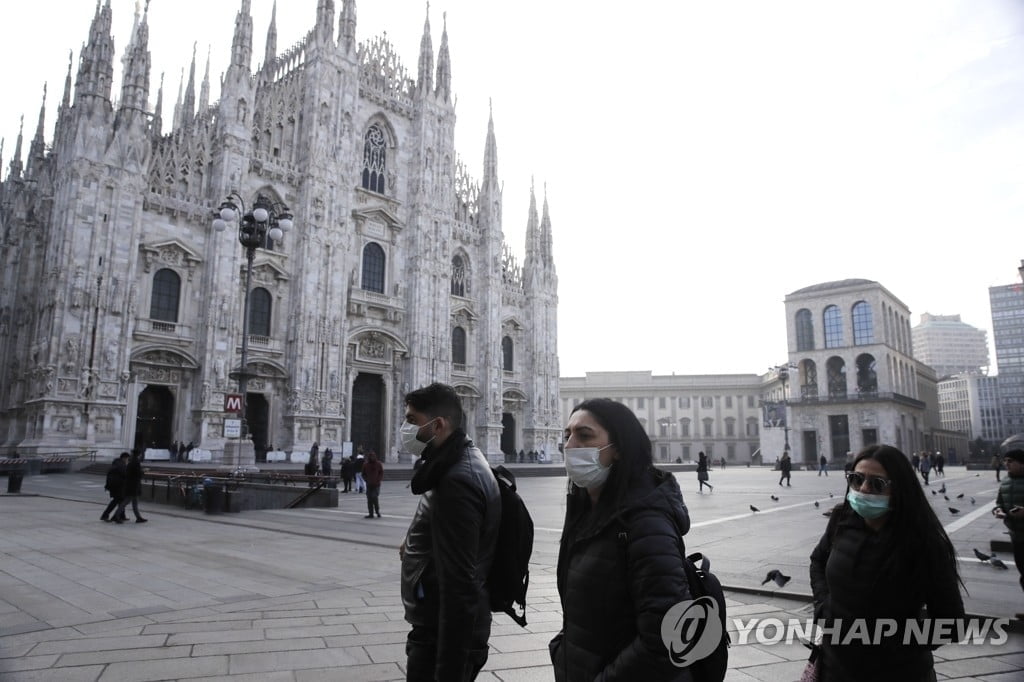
[483,101,498,187]
[417,3,433,94]
[264,1,278,69]
[435,12,451,102]
[230,0,254,72]
[339,0,357,53]
[315,0,335,46]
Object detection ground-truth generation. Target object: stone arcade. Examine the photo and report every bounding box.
[0,1,560,463]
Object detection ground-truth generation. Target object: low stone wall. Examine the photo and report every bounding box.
[138,477,338,512]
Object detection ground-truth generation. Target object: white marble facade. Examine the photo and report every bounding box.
[0,1,560,462]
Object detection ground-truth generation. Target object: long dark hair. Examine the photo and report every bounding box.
[842,444,962,587]
[566,398,654,516]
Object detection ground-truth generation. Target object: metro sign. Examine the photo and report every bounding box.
[224,394,243,413]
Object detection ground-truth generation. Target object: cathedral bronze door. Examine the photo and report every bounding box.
[351,373,384,456]
[501,413,516,457]
[247,393,270,460]
[135,385,174,451]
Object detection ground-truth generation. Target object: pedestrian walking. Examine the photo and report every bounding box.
[934,451,945,477]
[992,436,1024,603]
[100,452,129,523]
[321,447,333,478]
[919,452,932,486]
[362,451,384,518]
[354,450,366,493]
[697,450,713,493]
[341,456,354,492]
[779,451,792,486]
[550,398,693,680]
[115,451,147,523]
[993,453,1003,482]
[818,454,829,476]
[399,383,500,680]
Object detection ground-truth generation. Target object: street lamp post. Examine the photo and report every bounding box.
[212,193,293,466]
[773,364,794,453]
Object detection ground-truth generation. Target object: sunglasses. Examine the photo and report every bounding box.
[845,472,892,494]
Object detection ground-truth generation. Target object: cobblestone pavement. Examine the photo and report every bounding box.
[1,466,1021,681]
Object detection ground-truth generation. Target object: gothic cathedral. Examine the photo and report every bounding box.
[0,1,561,463]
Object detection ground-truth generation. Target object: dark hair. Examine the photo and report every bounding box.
[844,444,962,587]
[568,398,653,513]
[404,382,464,428]
[119,451,130,459]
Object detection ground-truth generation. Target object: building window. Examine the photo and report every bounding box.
[502,336,514,371]
[637,397,645,409]
[725,396,733,408]
[451,326,467,365]
[801,359,819,399]
[659,396,667,409]
[796,308,814,351]
[827,356,847,399]
[747,395,755,408]
[679,397,691,409]
[659,421,668,437]
[725,418,735,437]
[680,419,690,437]
[660,445,668,461]
[852,301,874,345]
[248,287,272,336]
[727,443,736,460]
[361,242,385,293]
[746,417,759,437]
[150,268,180,323]
[824,305,843,348]
[701,396,714,409]
[451,255,467,296]
[703,418,713,437]
[856,353,878,395]
[361,124,386,194]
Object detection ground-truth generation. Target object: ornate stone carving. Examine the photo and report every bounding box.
[359,332,387,359]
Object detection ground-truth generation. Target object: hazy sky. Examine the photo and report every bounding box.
[3,0,1023,378]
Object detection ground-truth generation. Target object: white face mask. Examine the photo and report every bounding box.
[400,419,436,456]
[564,444,613,489]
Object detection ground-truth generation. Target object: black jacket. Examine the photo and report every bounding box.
[125,457,143,496]
[401,432,501,680]
[105,459,127,498]
[809,508,964,682]
[550,469,694,681]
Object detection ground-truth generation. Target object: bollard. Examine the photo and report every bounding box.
[7,472,24,493]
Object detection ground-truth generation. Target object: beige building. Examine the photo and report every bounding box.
[911,313,990,378]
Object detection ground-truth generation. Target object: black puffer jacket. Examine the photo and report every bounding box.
[401,433,501,680]
[125,457,143,497]
[809,508,964,682]
[550,469,694,681]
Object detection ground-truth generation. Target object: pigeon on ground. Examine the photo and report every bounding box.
[761,569,792,588]
[829,492,834,497]
[750,505,760,513]
[931,490,937,496]
[956,493,964,499]
[975,474,980,477]
[990,558,1009,569]
[944,495,950,501]
[939,484,946,493]
[771,495,779,501]
[948,507,960,514]
[970,497,976,505]
[814,500,820,508]
[822,510,833,517]
[973,548,992,562]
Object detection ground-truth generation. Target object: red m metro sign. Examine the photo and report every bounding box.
[224,394,243,413]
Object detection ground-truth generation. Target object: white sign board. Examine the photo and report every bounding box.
[224,419,242,438]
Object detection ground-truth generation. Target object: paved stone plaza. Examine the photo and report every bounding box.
[1,466,1022,681]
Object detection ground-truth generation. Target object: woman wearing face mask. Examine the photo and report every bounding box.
[549,398,693,681]
[808,444,964,682]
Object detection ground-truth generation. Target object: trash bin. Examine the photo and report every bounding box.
[203,483,224,514]
[223,489,241,513]
[7,472,24,493]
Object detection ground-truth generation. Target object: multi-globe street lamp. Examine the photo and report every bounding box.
[212,193,294,464]
[772,364,796,453]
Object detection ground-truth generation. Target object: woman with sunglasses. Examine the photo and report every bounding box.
[809,444,964,681]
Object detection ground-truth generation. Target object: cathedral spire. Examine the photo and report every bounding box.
[198,46,211,114]
[417,3,433,94]
[74,0,115,105]
[524,178,540,266]
[540,184,555,267]
[181,43,197,127]
[152,72,164,137]
[435,12,451,102]
[339,0,357,54]
[229,0,253,72]
[483,100,498,188]
[315,0,335,46]
[173,68,183,130]
[26,85,47,178]
[60,51,73,112]
[118,1,151,114]
[8,116,24,180]
[264,1,278,69]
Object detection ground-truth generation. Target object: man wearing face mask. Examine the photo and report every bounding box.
[398,383,501,681]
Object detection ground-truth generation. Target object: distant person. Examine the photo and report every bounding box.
[100,453,129,523]
[354,450,366,493]
[697,450,713,493]
[934,451,944,477]
[116,451,147,523]
[919,452,932,486]
[779,451,792,487]
[321,447,333,478]
[362,451,384,518]
[341,456,354,493]
[818,454,829,477]
[399,383,500,680]
[992,453,1004,482]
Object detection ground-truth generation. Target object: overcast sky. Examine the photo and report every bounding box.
[3,0,1023,378]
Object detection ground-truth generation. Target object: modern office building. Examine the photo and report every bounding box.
[937,373,1003,444]
[0,2,560,461]
[911,313,989,378]
[989,281,1024,438]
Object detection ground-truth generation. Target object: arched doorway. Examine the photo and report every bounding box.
[501,413,516,457]
[135,385,174,451]
[247,393,270,460]
[351,373,384,456]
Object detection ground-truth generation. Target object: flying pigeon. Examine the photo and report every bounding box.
[750,505,760,513]
[948,507,960,514]
[956,493,964,499]
[761,569,792,588]
[771,495,779,502]
[990,558,1009,569]
[973,548,991,562]
[814,500,820,508]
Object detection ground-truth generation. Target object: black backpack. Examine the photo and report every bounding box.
[681,552,730,682]
[487,465,534,627]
